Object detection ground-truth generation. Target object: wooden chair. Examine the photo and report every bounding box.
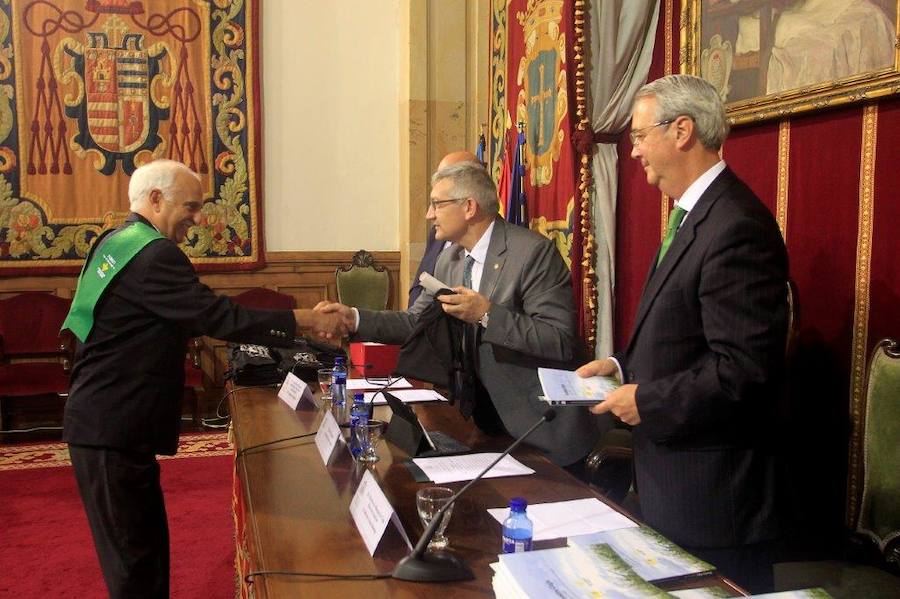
[335,250,390,311]
[183,337,205,426]
[0,293,73,431]
[232,287,297,310]
[774,338,900,597]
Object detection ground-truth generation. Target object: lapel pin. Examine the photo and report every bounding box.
[493,263,499,270]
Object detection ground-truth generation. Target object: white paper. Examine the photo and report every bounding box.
[364,388,447,405]
[487,497,636,541]
[346,377,413,391]
[349,470,405,556]
[277,372,314,410]
[314,411,344,465]
[412,453,534,484]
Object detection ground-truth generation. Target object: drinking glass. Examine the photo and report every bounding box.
[354,420,386,463]
[416,486,455,550]
[317,368,333,406]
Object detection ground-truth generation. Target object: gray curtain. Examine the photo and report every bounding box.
[587,0,659,356]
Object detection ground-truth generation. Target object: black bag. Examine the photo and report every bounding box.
[228,338,346,385]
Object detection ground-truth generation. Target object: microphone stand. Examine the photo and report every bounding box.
[391,410,556,582]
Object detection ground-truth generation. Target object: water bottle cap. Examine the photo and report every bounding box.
[509,497,527,511]
[353,392,364,402]
[334,356,345,365]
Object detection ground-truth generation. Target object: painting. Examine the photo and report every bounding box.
[681,0,900,124]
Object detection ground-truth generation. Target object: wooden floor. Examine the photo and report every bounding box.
[0,386,228,444]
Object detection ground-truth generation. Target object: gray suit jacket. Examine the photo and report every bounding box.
[357,217,602,466]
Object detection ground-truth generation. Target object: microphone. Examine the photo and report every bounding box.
[391,408,557,582]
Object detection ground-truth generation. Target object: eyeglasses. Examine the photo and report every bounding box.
[428,197,468,211]
[629,119,675,146]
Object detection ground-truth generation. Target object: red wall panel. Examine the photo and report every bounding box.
[870,97,900,346]
[725,121,779,214]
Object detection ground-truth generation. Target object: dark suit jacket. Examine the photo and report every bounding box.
[64,214,295,455]
[617,167,788,549]
[408,226,445,306]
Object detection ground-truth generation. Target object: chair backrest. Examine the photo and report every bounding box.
[0,292,72,358]
[857,338,900,555]
[232,287,297,311]
[335,250,390,311]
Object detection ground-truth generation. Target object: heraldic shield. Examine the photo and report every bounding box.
[63,31,169,175]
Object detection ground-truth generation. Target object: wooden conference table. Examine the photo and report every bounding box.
[229,384,747,598]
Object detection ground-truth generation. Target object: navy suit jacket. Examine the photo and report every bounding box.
[617,168,788,548]
[408,226,445,306]
[64,214,296,455]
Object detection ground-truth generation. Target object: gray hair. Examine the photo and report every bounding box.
[431,161,498,214]
[635,75,729,150]
[128,159,200,210]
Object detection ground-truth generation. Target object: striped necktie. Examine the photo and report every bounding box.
[463,255,475,289]
[656,206,687,267]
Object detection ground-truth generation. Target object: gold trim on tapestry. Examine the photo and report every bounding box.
[572,0,595,346]
[665,0,674,77]
[776,121,790,239]
[660,0,674,241]
[847,104,877,528]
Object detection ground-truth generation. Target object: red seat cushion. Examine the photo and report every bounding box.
[184,360,203,389]
[0,363,69,396]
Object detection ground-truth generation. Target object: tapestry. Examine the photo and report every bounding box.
[0,0,263,275]
[489,0,593,341]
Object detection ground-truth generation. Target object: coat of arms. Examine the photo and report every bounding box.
[515,0,568,188]
[57,17,171,175]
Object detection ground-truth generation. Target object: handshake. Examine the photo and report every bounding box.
[293,302,357,341]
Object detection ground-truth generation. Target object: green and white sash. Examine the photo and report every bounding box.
[62,222,163,342]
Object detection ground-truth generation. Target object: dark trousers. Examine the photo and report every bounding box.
[69,444,169,599]
[687,538,782,595]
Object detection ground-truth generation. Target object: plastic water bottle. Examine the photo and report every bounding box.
[349,392,369,458]
[501,497,533,553]
[331,356,348,424]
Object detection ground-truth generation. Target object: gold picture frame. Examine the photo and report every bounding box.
[680,0,900,125]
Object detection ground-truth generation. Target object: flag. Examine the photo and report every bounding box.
[507,128,527,226]
[496,134,511,219]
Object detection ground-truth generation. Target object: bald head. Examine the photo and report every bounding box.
[438,150,479,171]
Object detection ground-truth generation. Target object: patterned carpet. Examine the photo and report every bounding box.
[0,432,232,471]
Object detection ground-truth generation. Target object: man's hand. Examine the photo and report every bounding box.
[576,358,640,425]
[575,358,618,378]
[293,305,352,340]
[312,301,357,337]
[589,384,640,425]
[436,286,491,324]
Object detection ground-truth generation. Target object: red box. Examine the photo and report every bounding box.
[349,342,401,378]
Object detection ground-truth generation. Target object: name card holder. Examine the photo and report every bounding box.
[278,372,315,410]
[349,470,413,557]
[315,411,345,465]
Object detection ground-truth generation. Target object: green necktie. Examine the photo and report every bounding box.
[656,206,687,267]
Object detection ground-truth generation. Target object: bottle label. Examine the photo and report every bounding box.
[501,535,532,553]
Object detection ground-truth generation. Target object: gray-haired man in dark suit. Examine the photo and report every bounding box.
[577,75,789,592]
